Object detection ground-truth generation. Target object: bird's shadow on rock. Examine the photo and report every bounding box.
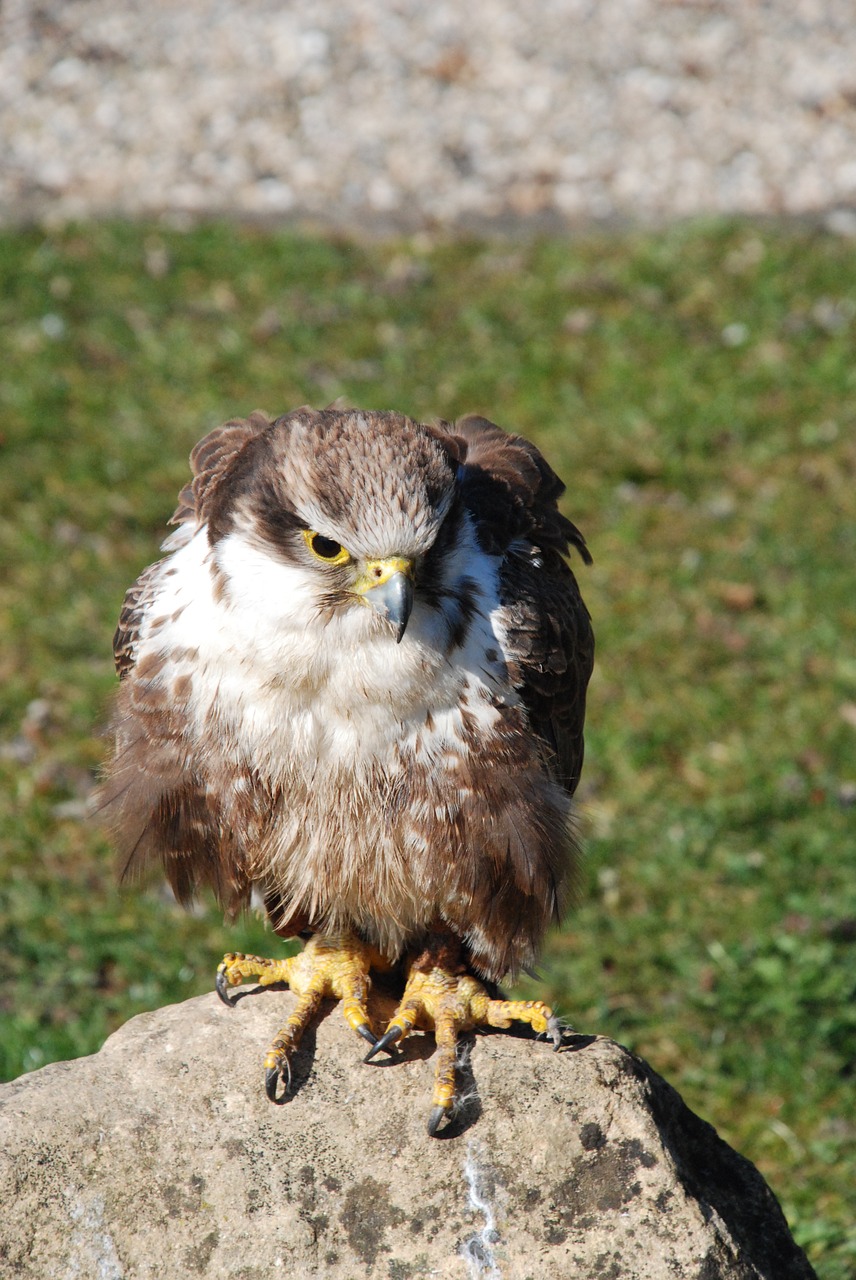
[219,981,320,1102]
[477,1020,597,1052]
[362,1027,484,1138]
[223,980,289,1008]
[440,1031,483,1139]
[220,982,593,1131]
[557,1031,598,1052]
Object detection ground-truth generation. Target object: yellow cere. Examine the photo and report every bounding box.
[353,556,414,597]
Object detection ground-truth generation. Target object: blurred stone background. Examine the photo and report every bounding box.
[2,0,856,230]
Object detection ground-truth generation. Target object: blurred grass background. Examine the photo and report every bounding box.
[1,220,854,1277]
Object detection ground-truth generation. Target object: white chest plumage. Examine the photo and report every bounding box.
[132,520,529,954]
[145,521,510,784]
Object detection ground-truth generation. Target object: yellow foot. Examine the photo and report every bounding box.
[215,932,381,1101]
[364,960,561,1136]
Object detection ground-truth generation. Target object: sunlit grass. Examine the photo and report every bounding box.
[1,219,853,1276]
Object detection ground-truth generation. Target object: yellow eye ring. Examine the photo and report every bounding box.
[302,529,351,566]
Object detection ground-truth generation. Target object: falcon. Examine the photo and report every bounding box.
[100,407,593,1134]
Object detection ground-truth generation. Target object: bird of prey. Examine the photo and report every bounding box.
[100,407,593,1134]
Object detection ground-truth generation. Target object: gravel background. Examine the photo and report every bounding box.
[2,0,856,230]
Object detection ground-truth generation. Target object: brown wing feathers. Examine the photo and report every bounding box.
[112,560,167,680]
[170,410,272,530]
[451,413,592,565]
[447,413,594,797]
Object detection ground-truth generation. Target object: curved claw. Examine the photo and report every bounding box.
[354,1022,378,1047]
[215,968,236,1007]
[427,1105,449,1137]
[363,1024,402,1062]
[265,1064,290,1104]
[547,1013,562,1049]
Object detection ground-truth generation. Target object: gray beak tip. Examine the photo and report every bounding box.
[366,571,414,642]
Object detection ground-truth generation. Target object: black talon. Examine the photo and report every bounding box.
[215,969,236,1007]
[427,1105,449,1137]
[265,1064,290,1103]
[355,1022,378,1047]
[363,1025,402,1062]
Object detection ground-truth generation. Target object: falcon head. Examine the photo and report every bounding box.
[193,408,463,649]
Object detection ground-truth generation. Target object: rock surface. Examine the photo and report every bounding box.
[1,988,815,1279]
[2,1,856,229]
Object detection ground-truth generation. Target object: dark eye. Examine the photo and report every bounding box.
[311,534,342,559]
[303,529,350,565]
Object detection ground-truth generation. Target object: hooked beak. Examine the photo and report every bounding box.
[354,557,415,643]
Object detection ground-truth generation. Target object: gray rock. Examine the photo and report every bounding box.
[0,990,815,1279]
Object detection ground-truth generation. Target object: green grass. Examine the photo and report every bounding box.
[1,219,854,1277]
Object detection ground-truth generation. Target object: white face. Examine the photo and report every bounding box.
[216,526,322,631]
[152,406,508,760]
[148,499,507,781]
[212,444,453,646]
[210,497,498,688]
